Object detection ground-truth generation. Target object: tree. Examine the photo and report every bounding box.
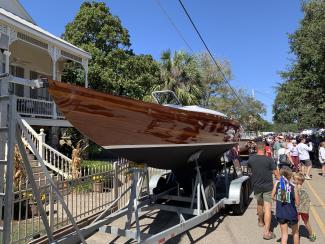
[209,87,267,131]
[159,50,203,105]
[273,0,325,128]
[62,1,161,100]
[196,52,232,107]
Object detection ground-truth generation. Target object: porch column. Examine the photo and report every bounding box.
[48,46,60,119]
[82,58,88,88]
[3,50,11,74]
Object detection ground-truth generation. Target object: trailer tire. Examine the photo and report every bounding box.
[232,187,245,215]
[243,182,250,206]
[244,181,251,206]
[204,180,216,209]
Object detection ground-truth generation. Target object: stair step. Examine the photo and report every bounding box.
[27,154,35,159]
[0,96,9,101]
[0,127,8,132]
[0,192,5,197]
[0,159,6,165]
[32,166,43,173]
[29,161,39,167]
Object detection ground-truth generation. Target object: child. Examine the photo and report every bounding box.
[293,173,316,241]
[272,167,299,244]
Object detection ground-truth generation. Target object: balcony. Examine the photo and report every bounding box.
[15,97,72,127]
[17,97,64,119]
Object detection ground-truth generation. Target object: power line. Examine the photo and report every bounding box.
[177,0,243,104]
[154,0,194,53]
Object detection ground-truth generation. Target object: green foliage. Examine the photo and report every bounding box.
[209,88,266,131]
[159,50,203,105]
[81,160,113,170]
[196,52,232,107]
[62,1,160,100]
[273,0,325,128]
[272,123,299,133]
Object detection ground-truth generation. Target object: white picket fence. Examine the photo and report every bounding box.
[20,119,72,178]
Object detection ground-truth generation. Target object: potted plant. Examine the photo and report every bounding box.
[92,175,104,192]
[25,191,47,216]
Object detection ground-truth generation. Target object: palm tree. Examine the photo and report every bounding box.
[159,50,203,105]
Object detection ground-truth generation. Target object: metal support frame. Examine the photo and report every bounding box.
[55,147,250,244]
[0,92,87,243]
[91,151,222,243]
[1,95,16,244]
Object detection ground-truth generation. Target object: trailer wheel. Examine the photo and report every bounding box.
[244,181,251,206]
[204,180,216,209]
[232,187,245,215]
[243,182,249,206]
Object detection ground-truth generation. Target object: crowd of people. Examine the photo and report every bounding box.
[247,134,325,178]
[246,134,325,243]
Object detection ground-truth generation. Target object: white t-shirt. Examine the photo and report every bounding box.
[290,146,299,157]
[319,147,325,164]
[297,142,313,161]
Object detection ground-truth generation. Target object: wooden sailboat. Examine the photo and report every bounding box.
[48,79,240,170]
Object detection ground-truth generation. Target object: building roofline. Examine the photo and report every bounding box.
[0,8,91,59]
[15,0,36,25]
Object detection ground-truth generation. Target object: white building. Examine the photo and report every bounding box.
[0,0,91,146]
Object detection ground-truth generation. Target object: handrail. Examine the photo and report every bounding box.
[16,96,65,119]
[20,119,72,178]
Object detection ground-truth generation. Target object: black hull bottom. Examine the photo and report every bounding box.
[107,142,236,193]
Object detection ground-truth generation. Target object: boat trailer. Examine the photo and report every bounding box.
[56,150,251,244]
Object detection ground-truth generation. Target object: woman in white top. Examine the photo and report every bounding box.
[319,141,325,177]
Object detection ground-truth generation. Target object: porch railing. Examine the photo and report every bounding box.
[17,97,64,119]
[21,119,72,178]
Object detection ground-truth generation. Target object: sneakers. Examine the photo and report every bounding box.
[305,175,311,180]
[309,233,316,242]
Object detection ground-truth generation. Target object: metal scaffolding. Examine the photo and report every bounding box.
[0,76,86,244]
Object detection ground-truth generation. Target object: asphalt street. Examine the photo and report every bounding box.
[87,167,325,244]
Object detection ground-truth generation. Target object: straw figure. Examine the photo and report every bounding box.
[71,140,88,179]
[13,145,26,189]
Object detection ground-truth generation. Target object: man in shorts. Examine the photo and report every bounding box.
[248,142,280,240]
[297,137,313,180]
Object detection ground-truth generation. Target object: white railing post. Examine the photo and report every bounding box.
[52,102,57,120]
[38,128,46,159]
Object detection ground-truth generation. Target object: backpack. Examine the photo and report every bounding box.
[279,153,289,165]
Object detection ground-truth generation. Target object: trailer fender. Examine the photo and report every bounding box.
[149,171,172,195]
[226,176,250,205]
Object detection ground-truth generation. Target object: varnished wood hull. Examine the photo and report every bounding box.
[48,80,240,169]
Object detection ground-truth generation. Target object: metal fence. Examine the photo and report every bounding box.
[8,159,167,243]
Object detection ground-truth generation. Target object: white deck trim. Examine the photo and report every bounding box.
[104,142,236,149]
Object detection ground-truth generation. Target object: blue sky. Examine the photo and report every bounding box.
[20,0,303,122]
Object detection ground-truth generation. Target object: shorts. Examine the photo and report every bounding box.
[300,159,312,167]
[277,218,298,226]
[298,212,309,223]
[254,191,272,204]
